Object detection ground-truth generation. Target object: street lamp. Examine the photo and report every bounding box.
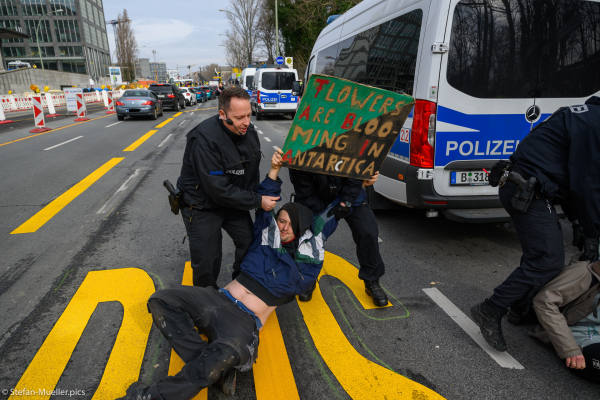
[36,8,63,86]
[219,9,251,66]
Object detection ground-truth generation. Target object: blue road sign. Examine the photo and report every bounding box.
[276,56,284,65]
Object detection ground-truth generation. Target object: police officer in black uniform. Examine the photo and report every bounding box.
[471,96,600,352]
[289,170,388,306]
[177,87,279,288]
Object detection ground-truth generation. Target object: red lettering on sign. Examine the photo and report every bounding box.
[341,113,356,130]
[282,149,294,164]
[298,105,311,121]
[359,140,370,156]
[314,79,330,98]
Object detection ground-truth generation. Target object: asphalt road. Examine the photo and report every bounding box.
[0,101,597,400]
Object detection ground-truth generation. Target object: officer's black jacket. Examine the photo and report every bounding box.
[177,115,262,210]
[288,169,365,214]
[510,96,600,237]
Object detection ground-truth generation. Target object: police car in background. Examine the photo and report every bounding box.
[250,65,299,120]
[302,0,600,222]
[240,67,257,96]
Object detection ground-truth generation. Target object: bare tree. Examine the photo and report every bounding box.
[223,0,261,65]
[255,0,282,63]
[201,63,221,80]
[114,9,138,83]
[222,29,247,70]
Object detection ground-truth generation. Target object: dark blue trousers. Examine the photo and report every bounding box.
[489,182,565,311]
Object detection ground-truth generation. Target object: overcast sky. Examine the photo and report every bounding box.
[104,1,229,72]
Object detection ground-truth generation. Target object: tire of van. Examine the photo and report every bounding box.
[290,112,296,119]
[252,105,256,116]
[256,111,262,121]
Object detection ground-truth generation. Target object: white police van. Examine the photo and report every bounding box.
[240,67,257,96]
[306,0,600,222]
[251,65,299,120]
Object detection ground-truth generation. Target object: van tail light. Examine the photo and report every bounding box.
[116,101,125,106]
[409,99,437,168]
[257,90,261,103]
[141,100,153,105]
[167,94,175,98]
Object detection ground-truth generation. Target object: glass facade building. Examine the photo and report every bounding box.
[0,0,110,82]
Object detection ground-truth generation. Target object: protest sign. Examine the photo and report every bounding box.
[281,74,415,180]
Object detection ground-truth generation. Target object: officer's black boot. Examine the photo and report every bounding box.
[364,280,388,307]
[507,300,538,326]
[219,368,237,395]
[470,299,508,352]
[298,282,316,302]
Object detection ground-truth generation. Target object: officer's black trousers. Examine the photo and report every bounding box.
[144,286,257,400]
[489,182,565,311]
[344,202,385,282]
[181,206,253,288]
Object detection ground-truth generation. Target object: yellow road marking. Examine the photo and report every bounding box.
[0,114,112,148]
[11,157,124,234]
[154,118,173,128]
[173,112,182,117]
[167,262,208,400]
[9,268,155,400]
[253,312,300,399]
[297,252,446,400]
[123,130,158,151]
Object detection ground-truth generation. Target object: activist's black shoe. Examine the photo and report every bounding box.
[298,282,317,302]
[507,301,538,326]
[220,368,237,395]
[471,300,508,352]
[364,280,388,307]
[116,381,155,400]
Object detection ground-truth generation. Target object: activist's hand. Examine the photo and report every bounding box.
[579,237,599,262]
[363,171,379,187]
[261,196,279,211]
[327,202,352,221]
[271,148,284,169]
[572,222,585,250]
[566,355,586,370]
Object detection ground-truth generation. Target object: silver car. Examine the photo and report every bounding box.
[116,90,164,121]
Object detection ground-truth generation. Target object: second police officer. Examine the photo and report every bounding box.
[471,96,600,352]
[176,87,279,288]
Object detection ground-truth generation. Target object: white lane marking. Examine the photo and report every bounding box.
[105,121,123,128]
[422,288,524,370]
[257,130,264,134]
[44,136,83,151]
[97,169,141,214]
[178,120,188,126]
[378,237,383,243]
[191,112,194,115]
[264,137,271,142]
[158,134,173,148]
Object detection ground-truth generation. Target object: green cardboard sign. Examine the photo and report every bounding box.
[281,74,415,180]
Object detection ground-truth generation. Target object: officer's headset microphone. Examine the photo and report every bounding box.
[220,109,243,135]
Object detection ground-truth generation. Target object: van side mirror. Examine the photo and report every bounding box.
[292,81,302,96]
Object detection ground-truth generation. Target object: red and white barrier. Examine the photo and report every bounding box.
[74,94,89,121]
[102,91,109,109]
[0,102,13,124]
[106,91,115,114]
[45,93,60,117]
[30,95,51,133]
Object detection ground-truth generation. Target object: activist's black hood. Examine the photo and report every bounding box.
[278,202,313,238]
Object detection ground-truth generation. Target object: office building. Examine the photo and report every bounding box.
[135,57,151,79]
[149,61,166,82]
[0,0,111,83]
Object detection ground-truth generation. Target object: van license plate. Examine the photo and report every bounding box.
[450,171,489,186]
[263,104,276,107]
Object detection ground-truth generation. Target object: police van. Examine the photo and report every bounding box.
[251,65,299,120]
[304,0,600,222]
[240,67,257,96]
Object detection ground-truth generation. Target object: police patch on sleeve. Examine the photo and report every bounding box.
[209,170,224,175]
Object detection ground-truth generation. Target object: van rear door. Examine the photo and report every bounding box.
[259,71,281,110]
[434,0,539,198]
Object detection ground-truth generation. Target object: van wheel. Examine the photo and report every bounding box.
[290,112,296,119]
[252,106,256,116]
[256,111,263,121]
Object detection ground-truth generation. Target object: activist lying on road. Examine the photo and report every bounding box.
[117,149,340,400]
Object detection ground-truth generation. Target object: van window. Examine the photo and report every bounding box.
[315,9,423,95]
[245,76,254,88]
[261,72,296,90]
[447,0,600,99]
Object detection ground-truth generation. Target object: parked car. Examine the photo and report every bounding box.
[116,89,164,121]
[192,87,207,103]
[148,83,186,111]
[199,85,215,100]
[179,87,197,106]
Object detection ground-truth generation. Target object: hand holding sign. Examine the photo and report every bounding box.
[281,75,415,180]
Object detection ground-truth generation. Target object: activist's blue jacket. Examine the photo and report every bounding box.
[238,175,338,299]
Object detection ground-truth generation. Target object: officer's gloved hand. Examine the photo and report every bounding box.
[328,203,351,221]
[572,222,585,250]
[579,237,599,262]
